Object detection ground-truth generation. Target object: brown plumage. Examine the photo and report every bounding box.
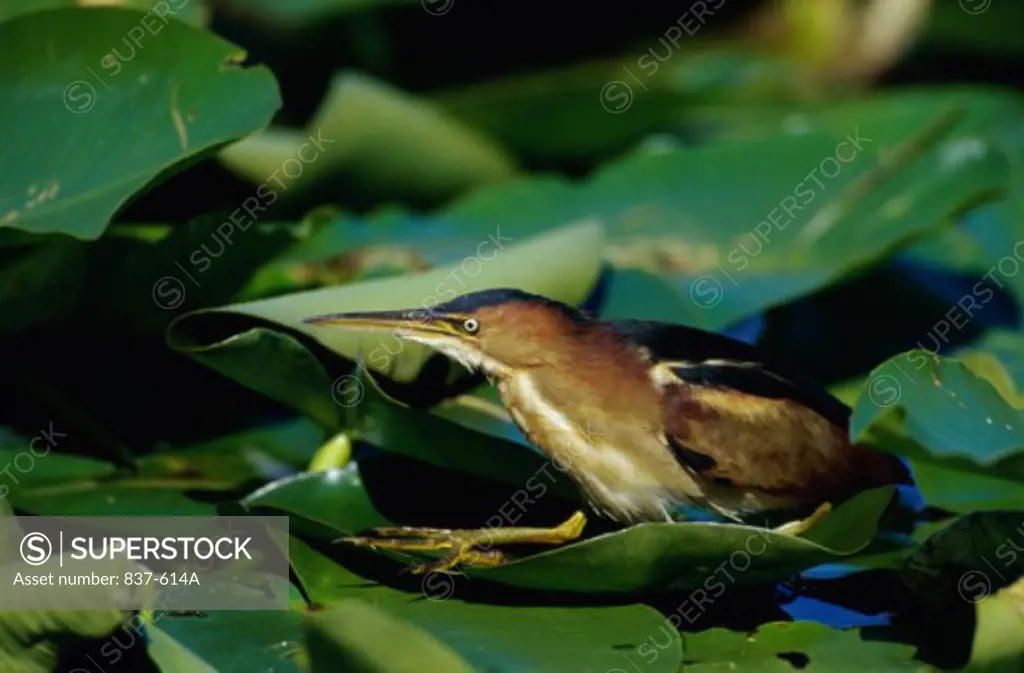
[662,385,906,514]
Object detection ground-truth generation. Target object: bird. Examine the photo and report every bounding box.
[302,288,910,573]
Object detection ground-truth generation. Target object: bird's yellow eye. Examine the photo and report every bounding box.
[462,318,480,334]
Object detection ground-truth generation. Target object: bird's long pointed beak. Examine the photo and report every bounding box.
[301,309,453,338]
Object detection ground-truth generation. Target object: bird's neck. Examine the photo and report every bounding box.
[494,332,660,440]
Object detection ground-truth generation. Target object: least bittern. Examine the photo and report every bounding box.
[304,289,909,573]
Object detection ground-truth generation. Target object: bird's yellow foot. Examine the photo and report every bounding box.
[772,502,832,536]
[337,510,588,574]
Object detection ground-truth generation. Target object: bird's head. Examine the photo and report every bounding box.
[302,288,586,376]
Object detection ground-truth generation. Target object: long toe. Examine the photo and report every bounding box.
[409,545,506,575]
[336,535,457,552]
[367,525,455,538]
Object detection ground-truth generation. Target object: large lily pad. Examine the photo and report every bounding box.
[244,459,896,594]
[851,349,1024,512]
[252,99,1010,332]
[471,487,894,594]
[0,0,209,25]
[0,7,280,239]
[286,535,684,673]
[153,609,304,672]
[304,601,475,673]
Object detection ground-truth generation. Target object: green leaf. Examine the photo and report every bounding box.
[304,601,475,673]
[895,91,1024,310]
[0,0,209,26]
[466,486,896,594]
[246,462,895,594]
[9,478,222,516]
[287,535,683,673]
[965,577,1024,672]
[0,596,131,672]
[142,626,219,673]
[0,428,117,491]
[271,99,1010,331]
[678,621,918,671]
[906,461,1024,514]
[851,349,1024,512]
[219,71,517,204]
[155,610,303,672]
[5,418,324,515]
[243,465,385,537]
[957,334,1024,407]
[166,220,604,427]
[0,7,280,239]
[710,87,1024,147]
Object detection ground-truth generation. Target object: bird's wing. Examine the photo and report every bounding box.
[608,320,875,500]
[608,319,851,428]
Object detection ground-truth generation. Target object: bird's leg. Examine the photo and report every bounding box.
[337,510,588,574]
[771,502,833,536]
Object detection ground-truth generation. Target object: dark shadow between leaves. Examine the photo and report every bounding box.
[353,448,586,531]
[759,262,1020,387]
